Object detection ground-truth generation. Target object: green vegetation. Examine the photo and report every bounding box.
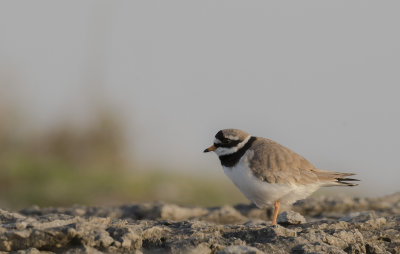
[0,111,246,209]
[0,153,247,209]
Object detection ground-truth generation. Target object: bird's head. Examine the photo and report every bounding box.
[204,129,251,156]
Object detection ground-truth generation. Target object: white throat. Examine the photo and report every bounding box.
[214,135,252,156]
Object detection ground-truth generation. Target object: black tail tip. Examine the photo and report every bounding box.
[336,177,360,186]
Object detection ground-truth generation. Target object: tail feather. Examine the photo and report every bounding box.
[312,169,360,187]
[335,177,360,187]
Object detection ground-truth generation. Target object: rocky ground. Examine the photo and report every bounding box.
[1,193,399,254]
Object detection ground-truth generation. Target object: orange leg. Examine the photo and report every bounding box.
[271,200,280,226]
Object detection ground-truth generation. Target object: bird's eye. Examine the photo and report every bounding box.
[222,139,230,144]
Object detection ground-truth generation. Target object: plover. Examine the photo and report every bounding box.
[204,129,359,225]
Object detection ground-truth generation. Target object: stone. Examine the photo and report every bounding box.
[0,193,398,253]
[218,245,264,254]
[277,211,306,225]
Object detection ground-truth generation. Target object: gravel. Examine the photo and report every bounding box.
[1,193,399,253]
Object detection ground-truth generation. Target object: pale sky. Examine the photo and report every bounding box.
[1,1,399,196]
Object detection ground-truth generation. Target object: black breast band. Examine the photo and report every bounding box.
[218,136,256,167]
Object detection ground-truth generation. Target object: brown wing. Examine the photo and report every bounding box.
[247,137,319,185]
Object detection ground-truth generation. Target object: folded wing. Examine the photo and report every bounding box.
[248,137,358,186]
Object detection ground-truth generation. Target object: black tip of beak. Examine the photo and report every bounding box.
[203,148,209,153]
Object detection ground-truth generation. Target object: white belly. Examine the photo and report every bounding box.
[222,157,320,207]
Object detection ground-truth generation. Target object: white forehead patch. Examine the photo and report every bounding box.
[214,138,222,144]
[225,135,239,140]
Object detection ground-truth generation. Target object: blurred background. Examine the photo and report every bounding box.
[0,1,399,210]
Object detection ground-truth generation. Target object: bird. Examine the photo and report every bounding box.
[204,129,359,226]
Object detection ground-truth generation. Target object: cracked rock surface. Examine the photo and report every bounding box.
[1,193,400,253]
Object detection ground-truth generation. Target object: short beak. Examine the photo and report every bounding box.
[203,145,216,153]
